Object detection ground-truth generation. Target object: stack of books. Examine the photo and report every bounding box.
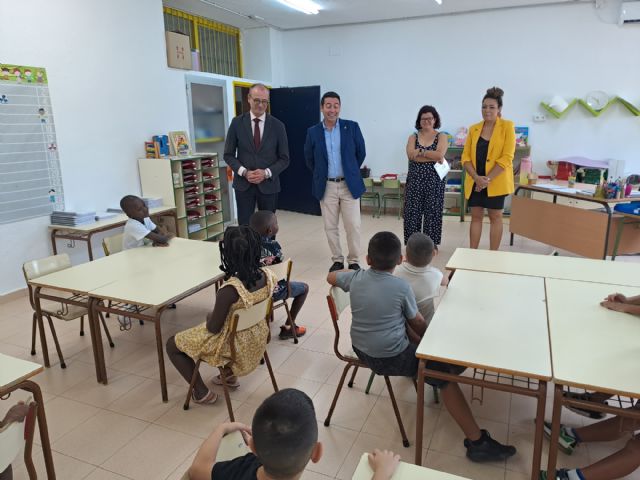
[51,210,97,226]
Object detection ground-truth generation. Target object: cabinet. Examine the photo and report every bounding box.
[444,169,465,221]
[139,154,224,241]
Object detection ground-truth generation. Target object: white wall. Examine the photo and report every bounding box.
[0,0,190,295]
[277,3,640,176]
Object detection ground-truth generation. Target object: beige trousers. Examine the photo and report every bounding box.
[320,181,361,264]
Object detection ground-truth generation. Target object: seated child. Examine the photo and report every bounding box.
[249,210,308,339]
[327,231,516,463]
[166,226,276,401]
[395,232,448,327]
[120,195,170,250]
[187,388,322,480]
[541,409,640,480]
[0,401,30,480]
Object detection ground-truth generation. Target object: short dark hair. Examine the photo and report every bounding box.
[249,210,275,236]
[252,389,317,478]
[119,195,142,214]
[414,105,441,130]
[483,86,504,108]
[406,232,435,267]
[321,91,340,106]
[368,231,402,270]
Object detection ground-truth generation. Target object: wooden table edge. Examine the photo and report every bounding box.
[0,366,44,393]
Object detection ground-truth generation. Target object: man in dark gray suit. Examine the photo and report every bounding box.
[224,83,290,225]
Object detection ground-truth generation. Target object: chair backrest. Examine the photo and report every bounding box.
[0,402,37,473]
[265,258,292,283]
[363,177,374,188]
[22,253,71,281]
[326,286,352,360]
[234,297,273,332]
[382,178,401,189]
[102,233,124,256]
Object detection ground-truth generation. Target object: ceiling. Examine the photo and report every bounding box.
[164,0,593,30]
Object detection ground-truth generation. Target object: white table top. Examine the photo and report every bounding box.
[416,270,552,380]
[0,353,43,391]
[29,238,222,306]
[48,206,175,232]
[546,279,640,397]
[352,453,469,480]
[446,248,640,287]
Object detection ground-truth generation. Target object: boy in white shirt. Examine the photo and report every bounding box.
[395,232,448,326]
[120,195,170,250]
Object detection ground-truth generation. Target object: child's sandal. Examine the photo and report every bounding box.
[193,388,218,405]
[212,374,240,389]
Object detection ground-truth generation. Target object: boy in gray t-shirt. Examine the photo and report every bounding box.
[327,231,516,464]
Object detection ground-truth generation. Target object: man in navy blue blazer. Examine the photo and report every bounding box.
[304,91,366,272]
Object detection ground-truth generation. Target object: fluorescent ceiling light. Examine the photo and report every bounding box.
[278,0,321,15]
[434,0,442,4]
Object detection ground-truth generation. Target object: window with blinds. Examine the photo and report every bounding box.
[163,7,242,77]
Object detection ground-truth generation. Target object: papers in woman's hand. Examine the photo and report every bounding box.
[434,159,450,180]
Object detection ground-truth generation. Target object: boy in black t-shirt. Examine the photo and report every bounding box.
[188,389,321,480]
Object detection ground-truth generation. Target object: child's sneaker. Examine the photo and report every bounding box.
[543,421,578,455]
[463,429,516,462]
[563,392,606,419]
[279,325,306,339]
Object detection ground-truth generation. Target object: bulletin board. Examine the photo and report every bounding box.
[0,64,64,225]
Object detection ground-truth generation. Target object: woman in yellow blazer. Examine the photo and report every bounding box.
[461,87,516,250]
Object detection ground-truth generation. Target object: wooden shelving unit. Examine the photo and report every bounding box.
[139,153,224,241]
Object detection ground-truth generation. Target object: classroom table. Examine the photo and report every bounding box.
[545,279,640,478]
[352,452,470,479]
[0,353,55,479]
[415,270,552,480]
[27,238,224,401]
[48,206,177,261]
[510,184,638,260]
[446,248,640,287]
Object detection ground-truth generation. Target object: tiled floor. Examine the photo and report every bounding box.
[2,210,639,480]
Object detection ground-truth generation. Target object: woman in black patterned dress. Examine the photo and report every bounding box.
[403,105,449,246]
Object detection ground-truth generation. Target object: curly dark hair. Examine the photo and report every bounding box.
[414,105,441,130]
[483,86,504,108]
[219,226,263,288]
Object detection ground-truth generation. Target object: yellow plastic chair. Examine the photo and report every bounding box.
[382,178,403,219]
[183,297,279,420]
[23,254,114,369]
[101,233,123,256]
[360,177,380,217]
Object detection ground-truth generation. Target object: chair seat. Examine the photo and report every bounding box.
[39,288,87,321]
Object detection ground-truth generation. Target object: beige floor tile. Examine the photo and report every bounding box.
[260,342,297,370]
[31,358,99,395]
[37,396,99,442]
[301,469,335,480]
[244,372,324,407]
[461,383,512,424]
[378,375,443,407]
[60,369,142,408]
[361,395,441,449]
[306,421,358,478]
[71,338,147,367]
[154,398,238,438]
[277,348,341,383]
[102,424,201,479]
[424,449,506,480]
[335,431,422,480]
[53,410,148,465]
[106,377,182,422]
[505,471,529,480]
[109,345,187,388]
[83,468,132,479]
[165,450,197,480]
[323,364,385,397]
[314,382,378,432]
[10,450,96,480]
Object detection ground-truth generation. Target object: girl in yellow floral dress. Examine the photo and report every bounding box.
[166,226,275,404]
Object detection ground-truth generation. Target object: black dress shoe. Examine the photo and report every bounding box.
[329,262,344,272]
[348,263,361,270]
